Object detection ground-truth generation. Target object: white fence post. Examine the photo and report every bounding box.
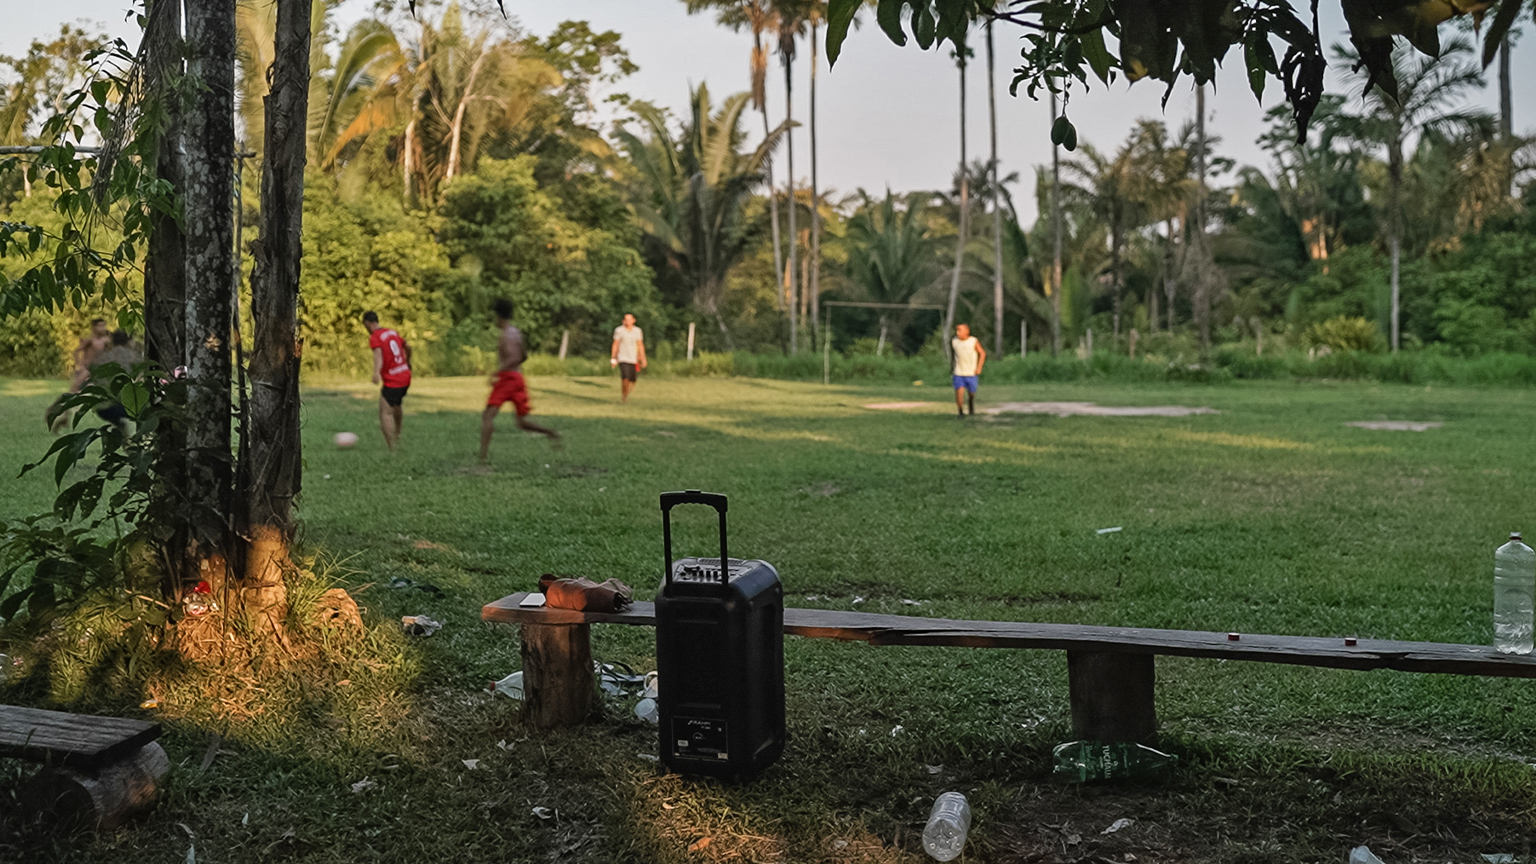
[686,322,695,361]
[558,330,569,361]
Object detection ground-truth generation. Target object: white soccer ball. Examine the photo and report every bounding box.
[333,432,359,449]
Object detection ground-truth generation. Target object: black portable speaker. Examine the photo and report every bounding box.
[655,491,785,779]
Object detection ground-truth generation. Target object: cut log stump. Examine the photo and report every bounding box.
[1067,651,1157,743]
[520,623,594,730]
[22,741,171,831]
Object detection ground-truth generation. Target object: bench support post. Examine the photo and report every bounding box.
[520,623,594,730]
[1067,651,1157,743]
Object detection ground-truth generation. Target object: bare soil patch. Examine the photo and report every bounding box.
[985,402,1221,417]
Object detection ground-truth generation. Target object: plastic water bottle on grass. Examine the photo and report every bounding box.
[1494,532,1535,655]
[921,792,971,862]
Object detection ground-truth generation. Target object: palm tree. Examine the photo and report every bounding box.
[616,84,789,340]
[1336,37,1491,351]
[234,0,331,159]
[846,190,944,354]
[1062,138,1145,346]
[684,1,789,315]
[320,2,560,204]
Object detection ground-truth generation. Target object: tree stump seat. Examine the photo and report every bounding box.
[0,705,168,830]
[483,592,1536,740]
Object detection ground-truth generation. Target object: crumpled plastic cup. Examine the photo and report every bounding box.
[635,697,658,724]
[490,670,523,700]
[1349,846,1386,864]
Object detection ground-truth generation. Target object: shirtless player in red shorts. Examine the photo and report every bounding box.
[480,298,559,462]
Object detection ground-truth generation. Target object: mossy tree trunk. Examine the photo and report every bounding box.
[242,0,312,633]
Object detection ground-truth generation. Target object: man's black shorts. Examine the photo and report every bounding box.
[618,362,638,382]
[381,385,409,407]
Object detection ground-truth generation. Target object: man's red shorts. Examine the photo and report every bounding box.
[487,370,531,417]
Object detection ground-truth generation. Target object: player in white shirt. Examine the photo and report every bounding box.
[950,323,986,417]
[610,313,648,403]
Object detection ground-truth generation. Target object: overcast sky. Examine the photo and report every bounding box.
[7,1,1533,224]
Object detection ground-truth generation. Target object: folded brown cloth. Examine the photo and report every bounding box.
[538,574,634,613]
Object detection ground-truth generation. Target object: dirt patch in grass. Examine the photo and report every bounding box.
[985,402,1221,418]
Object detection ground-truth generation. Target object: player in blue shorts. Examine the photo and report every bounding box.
[950,323,986,417]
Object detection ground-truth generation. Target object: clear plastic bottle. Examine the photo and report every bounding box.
[1494,532,1535,654]
[921,792,971,862]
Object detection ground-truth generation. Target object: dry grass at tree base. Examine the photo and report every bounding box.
[2,375,1536,862]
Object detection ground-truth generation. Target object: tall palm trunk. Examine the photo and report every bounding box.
[943,41,968,361]
[987,22,1003,355]
[1499,35,1513,196]
[783,50,797,353]
[1049,91,1062,356]
[445,49,488,183]
[245,0,312,630]
[809,19,821,346]
[1388,133,1403,352]
[1164,216,1177,332]
[180,0,237,626]
[1193,85,1211,354]
[1499,35,1512,141]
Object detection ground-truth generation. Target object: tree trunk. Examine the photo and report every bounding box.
[943,43,968,362]
[244,0,311,633]
[809,20,821,347]
[1388,135,1403,353]
[1111,224,1122,346]
[445,48,487,183]
[1165,217,1177,332]
[1389,232,1400,352]
[987,22,1004,356]
[178,1,237,625]
[783,51,798,353]
[876,315,887,356]
[1050,91,1063,357]
[1192,86,1211,355]
[142,0,186,597]
[1499,35,1512,141]
[761,110,784,313]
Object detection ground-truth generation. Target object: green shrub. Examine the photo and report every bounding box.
[1305,316,1383,352]
[0,310,67,378]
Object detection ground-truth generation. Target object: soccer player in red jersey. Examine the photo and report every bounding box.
[363,311,412,452]
[480,299,559,462]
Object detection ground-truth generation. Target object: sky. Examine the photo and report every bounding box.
[7,1,1534,225]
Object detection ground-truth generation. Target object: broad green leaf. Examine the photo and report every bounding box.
[119,381,150,418]
[826,0,864,66]
[1245,42,1267,101]
[1081,30,1114,83]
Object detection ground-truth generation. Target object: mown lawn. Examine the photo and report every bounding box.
[3,373,1535,863]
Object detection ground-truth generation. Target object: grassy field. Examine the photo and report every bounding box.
[3,372,1536,862]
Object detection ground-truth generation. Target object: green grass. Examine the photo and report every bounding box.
[4,373,1536,862]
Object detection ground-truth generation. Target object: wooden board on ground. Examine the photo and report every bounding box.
[0,705,162,768]
[482,593,1536,679]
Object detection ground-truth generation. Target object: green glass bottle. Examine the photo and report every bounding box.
[1052,740,1178,782]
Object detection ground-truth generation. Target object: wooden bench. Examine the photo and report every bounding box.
[483,593,1536,737]
[0,705,168,830]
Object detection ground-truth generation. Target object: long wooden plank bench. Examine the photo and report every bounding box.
[0,705,169,830]
[483,593,1536,737]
